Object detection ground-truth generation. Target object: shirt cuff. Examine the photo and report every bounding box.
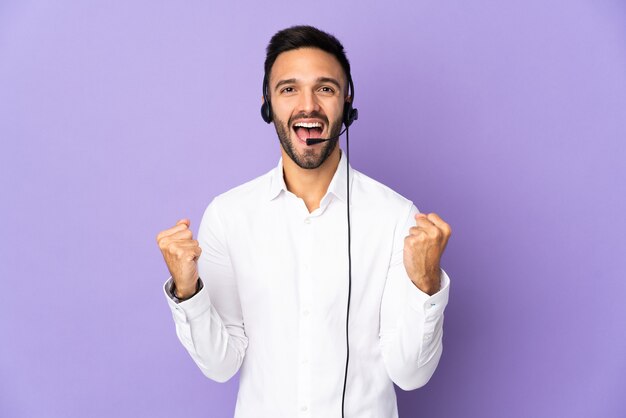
[406,269,450,314]
[163,277,212,322]
[164,277,204,303]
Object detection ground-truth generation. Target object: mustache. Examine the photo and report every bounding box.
[288,111,329,126]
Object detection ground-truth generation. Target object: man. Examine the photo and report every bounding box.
[157,25,451,417]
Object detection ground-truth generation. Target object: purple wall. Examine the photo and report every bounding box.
[1,1,625,417]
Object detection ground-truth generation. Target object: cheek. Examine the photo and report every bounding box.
[327,100,344,119]
[272,98,296,117]
[271,105,292,127]
[274,117,291,137]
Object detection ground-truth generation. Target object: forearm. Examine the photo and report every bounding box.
[164,278,248,382]
[380,269,449,390]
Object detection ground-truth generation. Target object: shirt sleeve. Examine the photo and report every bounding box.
[162,198,248,383]
[379,203,450,391]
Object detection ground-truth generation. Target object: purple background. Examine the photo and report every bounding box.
[1,1,625,417]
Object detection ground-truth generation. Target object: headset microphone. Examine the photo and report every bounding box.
[305,128,347,146]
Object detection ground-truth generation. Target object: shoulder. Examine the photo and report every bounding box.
[351,168,415,215]
[205,168,273,215]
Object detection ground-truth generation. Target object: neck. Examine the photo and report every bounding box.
[282,146,341,213]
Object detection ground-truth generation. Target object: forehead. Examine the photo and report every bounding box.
[269,47,346,86]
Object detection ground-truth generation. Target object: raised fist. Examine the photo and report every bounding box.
[403,212,451,295]
[156,219,202,299]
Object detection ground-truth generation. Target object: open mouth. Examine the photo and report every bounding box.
[292,121,324,142]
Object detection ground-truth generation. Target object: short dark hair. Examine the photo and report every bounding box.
[264,25,352,93]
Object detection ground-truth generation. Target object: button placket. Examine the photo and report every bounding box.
[297,215,313,415]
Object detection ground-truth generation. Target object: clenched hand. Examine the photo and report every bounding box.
[403,213,451,295]
[156,219,202,299]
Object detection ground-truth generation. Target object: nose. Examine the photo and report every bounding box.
[296,89,320,115]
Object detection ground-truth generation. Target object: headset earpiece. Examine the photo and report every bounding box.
[261,74,272,124]
[261,101,272,124]
[342,77,359,128]
[343,101,358,128]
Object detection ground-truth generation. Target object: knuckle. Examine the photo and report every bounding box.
[158,237,169,250]
[157,230,170,243]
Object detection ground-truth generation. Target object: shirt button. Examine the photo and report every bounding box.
[304,218,311,224]
[301,359,308,364]
[302,309,310,316]
[300,405,308,412]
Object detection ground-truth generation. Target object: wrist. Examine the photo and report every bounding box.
[173,279,201,301]
[410,272,441,295]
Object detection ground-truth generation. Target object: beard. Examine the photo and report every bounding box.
[273,111,343,169]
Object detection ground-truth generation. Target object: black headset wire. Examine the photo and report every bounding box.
[341,125,352,418]
[261,73,354,417]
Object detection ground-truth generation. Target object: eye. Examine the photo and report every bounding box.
[280,86,295,94]
[319,86,335,93]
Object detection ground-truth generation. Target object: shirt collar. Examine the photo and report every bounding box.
[268,150,352,204]
[268,158,288,201]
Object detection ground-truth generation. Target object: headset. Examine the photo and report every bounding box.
[261,69,358,418]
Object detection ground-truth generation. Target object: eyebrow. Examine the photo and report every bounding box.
[274,78,297,92]
[316,77,341,89]
[273,77,342,92]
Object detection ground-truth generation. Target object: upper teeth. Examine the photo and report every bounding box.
[294,122,322,128]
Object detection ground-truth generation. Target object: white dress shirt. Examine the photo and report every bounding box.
[163,150,450,418]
